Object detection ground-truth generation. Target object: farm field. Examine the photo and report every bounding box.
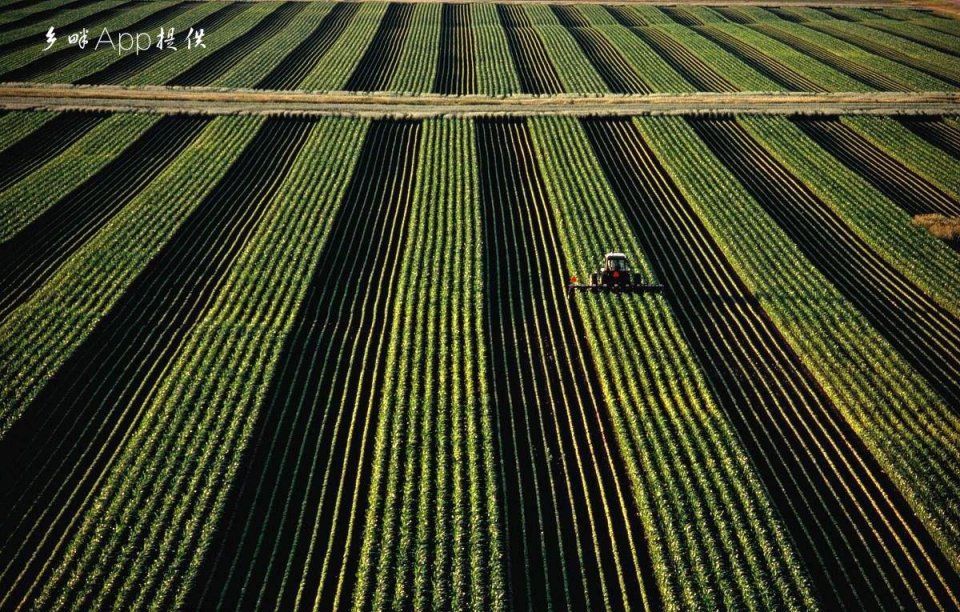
[0,2,959,93]
[2,0,960,610]
[0,106,959,609]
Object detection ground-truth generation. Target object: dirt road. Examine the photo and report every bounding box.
[1,84,958,117]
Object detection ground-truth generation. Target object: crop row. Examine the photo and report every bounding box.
[1,2,957,93]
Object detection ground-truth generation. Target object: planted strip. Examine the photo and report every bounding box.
[496,5,563,94]
[0,111,106,191]
[900,117,960,159]
[749,22,942,91]
[802,21,960,88]
[186,119,420,611]
[16,118,366,611]
[694,25,825,91]
[550,6,649,94]
[860,19,960,58]
[0,0,131,56]
[477,118,655,610]
[433,4,475,94]
[344,3,415,92]
[168,2,305,87]
[387,3,441,94]
[0,111,55,152]
[0,115,208,319]
[692,117,960,411]
[793,118,960,216]
[627,26,734,92]
[0,117,313,608]
[586,115,960,610]
[78,3,249,85]
[0,0,96,35]
[604,5,647,28]
[351,119,506,612]
[1,2,191,82]
[257,2,359,90]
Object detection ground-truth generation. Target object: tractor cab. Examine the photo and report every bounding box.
[599,252,631,285]
[605,253,628,272]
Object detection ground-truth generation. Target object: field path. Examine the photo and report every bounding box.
[1,83,958,115]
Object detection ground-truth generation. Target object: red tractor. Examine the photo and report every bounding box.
[567,252,663,296]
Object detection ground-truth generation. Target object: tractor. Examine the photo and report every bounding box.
[567,252,664,296]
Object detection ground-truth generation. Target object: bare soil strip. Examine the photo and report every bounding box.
[900,116,960,158]
[584,115,960,610]
[187,119,420,611]
[433,3,475,94]
[3,84,957,116]
[477,117,657,610]
[0,116,313,606]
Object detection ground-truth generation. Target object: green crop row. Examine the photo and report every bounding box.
[390,3,442,93]
[0,0,181,77]
[299,1,386,90]
[842,115,960,198]
[0,0,124,46]
[529,115,815,611]
[472,4,521,95]
[638,115,960,572]
[4,1,957,94]
[0,110,56,153]
[353,119,506,612]
[0,112,158,241]
[861,18,960,56]
[755,21,954,91]
[123,3,275,86]
[704,22,870,92]
[651,23,782,91]
[804,19,960,86]
[30,117,368,609]
[48,2,225,84]
[214,2,335,89]
[0,116,262,439]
